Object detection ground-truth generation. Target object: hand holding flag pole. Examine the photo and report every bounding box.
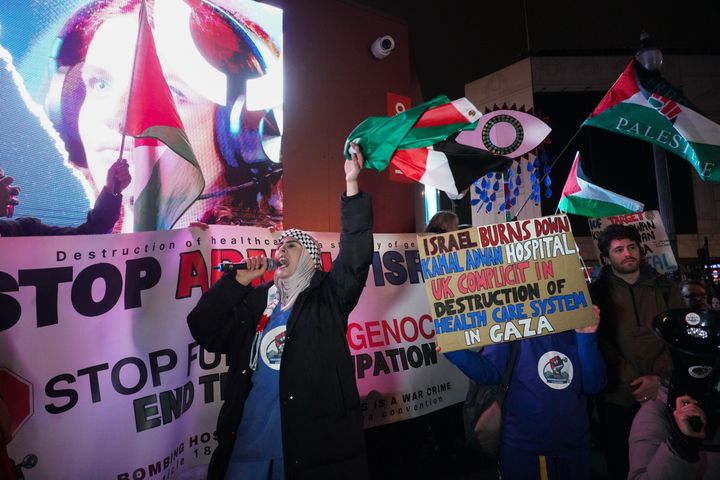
[113,0,148,196]
[345,142,363,196]
[116,0,205,231]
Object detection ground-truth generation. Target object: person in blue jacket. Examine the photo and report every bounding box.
[444,307,605,480]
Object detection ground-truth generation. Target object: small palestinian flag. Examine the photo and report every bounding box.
[345,96,511,195]
[558,152,643,217]
[125,1,204,231]
[584,58,720,182]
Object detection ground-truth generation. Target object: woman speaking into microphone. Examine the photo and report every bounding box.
[187,143,372,480]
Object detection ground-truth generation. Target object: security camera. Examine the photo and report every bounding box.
[370,35,395,59]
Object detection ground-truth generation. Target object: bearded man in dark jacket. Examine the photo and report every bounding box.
[187,143,372,480]
[589,224,684,480]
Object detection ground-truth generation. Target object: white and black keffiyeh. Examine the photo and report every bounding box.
[278,229,322,270]
[274,229,321,310]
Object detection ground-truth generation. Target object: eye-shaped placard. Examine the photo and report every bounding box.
[456,109,551,159]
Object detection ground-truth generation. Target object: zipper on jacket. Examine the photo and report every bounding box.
[628,285,642,326]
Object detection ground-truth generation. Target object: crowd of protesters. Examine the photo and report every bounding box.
[3,176,720,479]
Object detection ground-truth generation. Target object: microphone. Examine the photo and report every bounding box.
[216,258,278,272]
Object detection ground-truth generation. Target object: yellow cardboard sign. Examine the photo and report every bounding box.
[418,215,596,352]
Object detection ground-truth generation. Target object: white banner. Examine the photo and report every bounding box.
[0,226,466,479]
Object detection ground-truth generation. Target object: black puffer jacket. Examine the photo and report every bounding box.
[187,192,373,480]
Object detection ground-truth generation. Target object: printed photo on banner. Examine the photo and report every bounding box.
[588,210,677,274]
[418,215,596,352]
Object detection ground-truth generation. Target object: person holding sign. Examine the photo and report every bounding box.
[589,224,684,480]
[443,306,605,480]
[187,144,372,480]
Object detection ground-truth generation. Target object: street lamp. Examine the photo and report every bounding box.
[635,31,663,72]
[636,32,678,266]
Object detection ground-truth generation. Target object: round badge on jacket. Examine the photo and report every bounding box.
[260,325,286,370]
[537,350,574,390]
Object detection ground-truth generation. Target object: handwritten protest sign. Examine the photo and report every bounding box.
[588,210,677,273]
[418,215,596,352]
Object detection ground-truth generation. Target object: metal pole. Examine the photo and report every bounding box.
[636,32,679,271]
[652,144,678,262]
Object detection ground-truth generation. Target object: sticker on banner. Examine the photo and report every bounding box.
[537,350,573,390]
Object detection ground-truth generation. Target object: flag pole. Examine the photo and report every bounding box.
[637,33,678,265]
[115,0,148,194]
[513,125,582,220]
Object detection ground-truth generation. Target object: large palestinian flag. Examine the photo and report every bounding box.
[125,1,204,231]
[345,96,511,196]
[558,152,643,217]
[583,59,720,182]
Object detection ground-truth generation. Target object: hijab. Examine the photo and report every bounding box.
[274,229,321,310]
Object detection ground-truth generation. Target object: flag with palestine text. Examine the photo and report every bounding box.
[583,58,720,182]
[558,151,644,217]
[125,1,204,231]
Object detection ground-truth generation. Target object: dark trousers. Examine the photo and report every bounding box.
[499,446,590,480]
[365,403,466,479]
[597,400,639,480]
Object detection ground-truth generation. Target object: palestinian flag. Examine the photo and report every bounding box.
[583,58,720,182]
[390,139,512,197]
[125,1,204,231]
[344,96,480,171]
[558,152,643,217]
[345,96,511,194]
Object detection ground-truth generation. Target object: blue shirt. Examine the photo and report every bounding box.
[446,331,606,455]
[225,307,291,480]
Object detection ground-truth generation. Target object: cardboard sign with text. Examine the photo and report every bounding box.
[418,215,596,352]
[588,210,677,273]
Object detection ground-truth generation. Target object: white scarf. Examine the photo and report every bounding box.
[249,244,317,369]
[274,247,316,310]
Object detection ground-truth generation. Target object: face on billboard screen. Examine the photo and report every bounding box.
[0,0,283,231]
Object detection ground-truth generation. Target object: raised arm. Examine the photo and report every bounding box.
[329,142,373,317]
[345,142,362,196]
[1,159,130,236]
